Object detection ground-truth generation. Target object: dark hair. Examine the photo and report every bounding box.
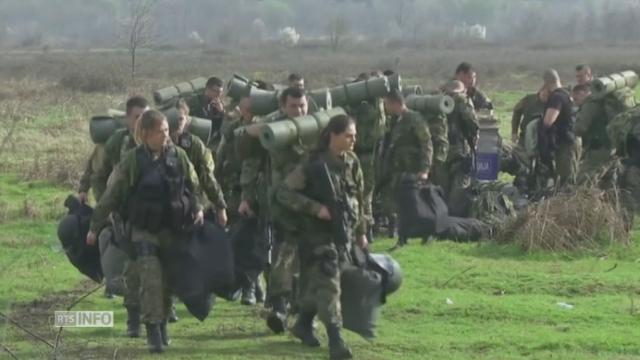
[356,72,370,81]
[134,109,166,144]
[312,114,355,157]
[253,79,274,91]
[288,73,303,82]
[279,86,305,104]
[206,76,224,89]
[382,69,395,76]
[455,62,474,75]
[125,95,148,115]
[572,84,591,93]
[575,64,592,73]
[384,88,404,104]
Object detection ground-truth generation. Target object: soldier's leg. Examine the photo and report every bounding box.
[131,228,170,353]
[359,154,375,242]
[122,259,141,337]
[290,245,321,347]
[554,142,579,189]
[447,162,472,217]
[266,227,298,334]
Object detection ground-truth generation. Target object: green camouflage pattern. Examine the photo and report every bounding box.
[92,129,137,201]
[512,93,545,146]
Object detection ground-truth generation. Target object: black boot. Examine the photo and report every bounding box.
[125,306,141,338]
[266,296,287,334]
[168,299,179,323]
[387,215,397,239]
[255,281,265,303]
[326,324,352,360]
[145,323,164,353]
[290,311,320,347]
[241,282,257,306]
[159,320,170,346]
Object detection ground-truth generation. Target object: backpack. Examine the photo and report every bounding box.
[608,105,640,157]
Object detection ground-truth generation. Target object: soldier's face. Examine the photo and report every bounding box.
[205,85,223,102]
[282,95,308,118]
[289,79,304,90]
[127,106,149,132]
[576,69,592,85]
[145,120,170,152]
[331,123,357,153]
[175,109,189,135]
[457,71,476,89]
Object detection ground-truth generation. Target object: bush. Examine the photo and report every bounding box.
[59,69,127,93]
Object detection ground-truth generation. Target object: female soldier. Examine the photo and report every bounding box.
[275,114,368,360]
[86,110,205,353]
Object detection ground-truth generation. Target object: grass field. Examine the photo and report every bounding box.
[2,48,640,359]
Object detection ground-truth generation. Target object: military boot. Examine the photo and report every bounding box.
[290,311,320,347]
[159,320,171,346]
[241,282,257,306]
[125,306,141,338]
[145,323,164,353]
[326,324,352,360]
[266,296,287,334]
[387,215,397,239]
[255,281,265,303]
[168,298,179,323]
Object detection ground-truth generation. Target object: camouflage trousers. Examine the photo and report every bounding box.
[438,159,472,217]
[355,152,375,226]
[130,227,173,324]
[554,141,580,189]
[122,259,140,308]
[267,227,299,299]
[297,242,348,327]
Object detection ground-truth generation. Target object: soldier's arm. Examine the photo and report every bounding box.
[240,157,261,202]
[89,152,135,233]
[179,149,206,213]
[414,115,434,173]
[427,113,449,164]
[78,148,96,193]
[192,138,227,209]
[574,99,596,136]
[275,164,324,217]
[91,136,119,201]
[511,96,527,138]
[353,157,366,238]
[461,103,480,147]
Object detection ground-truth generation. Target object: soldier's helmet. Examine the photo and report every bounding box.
[369,253,403,295]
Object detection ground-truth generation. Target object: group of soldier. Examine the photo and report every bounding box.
[74,61,638,359]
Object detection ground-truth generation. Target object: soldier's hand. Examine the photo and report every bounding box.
[511,133,518,144]
[418,171,429,181]
[86,231,97,246]
[317,206,332,220]
[212,99,224,113]
[194,210,205,226]
[357,234,369,249]
[238,200,254,217]
[217,208,228,227]
[77,192,88,204]
[245,124,263,137]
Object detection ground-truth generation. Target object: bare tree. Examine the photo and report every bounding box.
[122,0,157,82]
[328,16,349,52]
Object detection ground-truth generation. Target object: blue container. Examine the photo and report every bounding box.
[475,152,500,181]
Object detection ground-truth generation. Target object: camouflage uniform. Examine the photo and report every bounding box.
[575,97,618,187]
[423,112,449,190]
[441,94,478,214]
[216,117,246,222]
[379,109,433,212]
[275,149,365,329]
[90,144,204,324]
[512,93,545,146]
[468,86,492,111]
[92,128,137,201]
[509,93,546,193]
[78,145,105,199]
[348,99,386,234]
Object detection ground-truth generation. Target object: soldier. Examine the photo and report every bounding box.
[276,114,367,360]
[288,73,305,90]
[346,72,386,243]
[540,69,579,189]
[187,76,226,152]
[455,62,493,111]
[237,87,309,333]
[92,96,149,200]
[441,80,478,216]
[86,110,205,353]
[171,99,227,226]
[379,89,433,247]
[216,94,265,305]
[77,145,105,204]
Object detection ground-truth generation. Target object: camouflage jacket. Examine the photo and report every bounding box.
[89,144,203,233]
[446,94,479,162]
[275,149,365,246]
[78,144,105,193]
[468,86,492,111]
[347,98,386,153]
[380,109,433,185]
[424,112,449,164]
[512,93,545,144]
[188,94,226,149]
[91,128,137,201]
[174,132,226,209]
